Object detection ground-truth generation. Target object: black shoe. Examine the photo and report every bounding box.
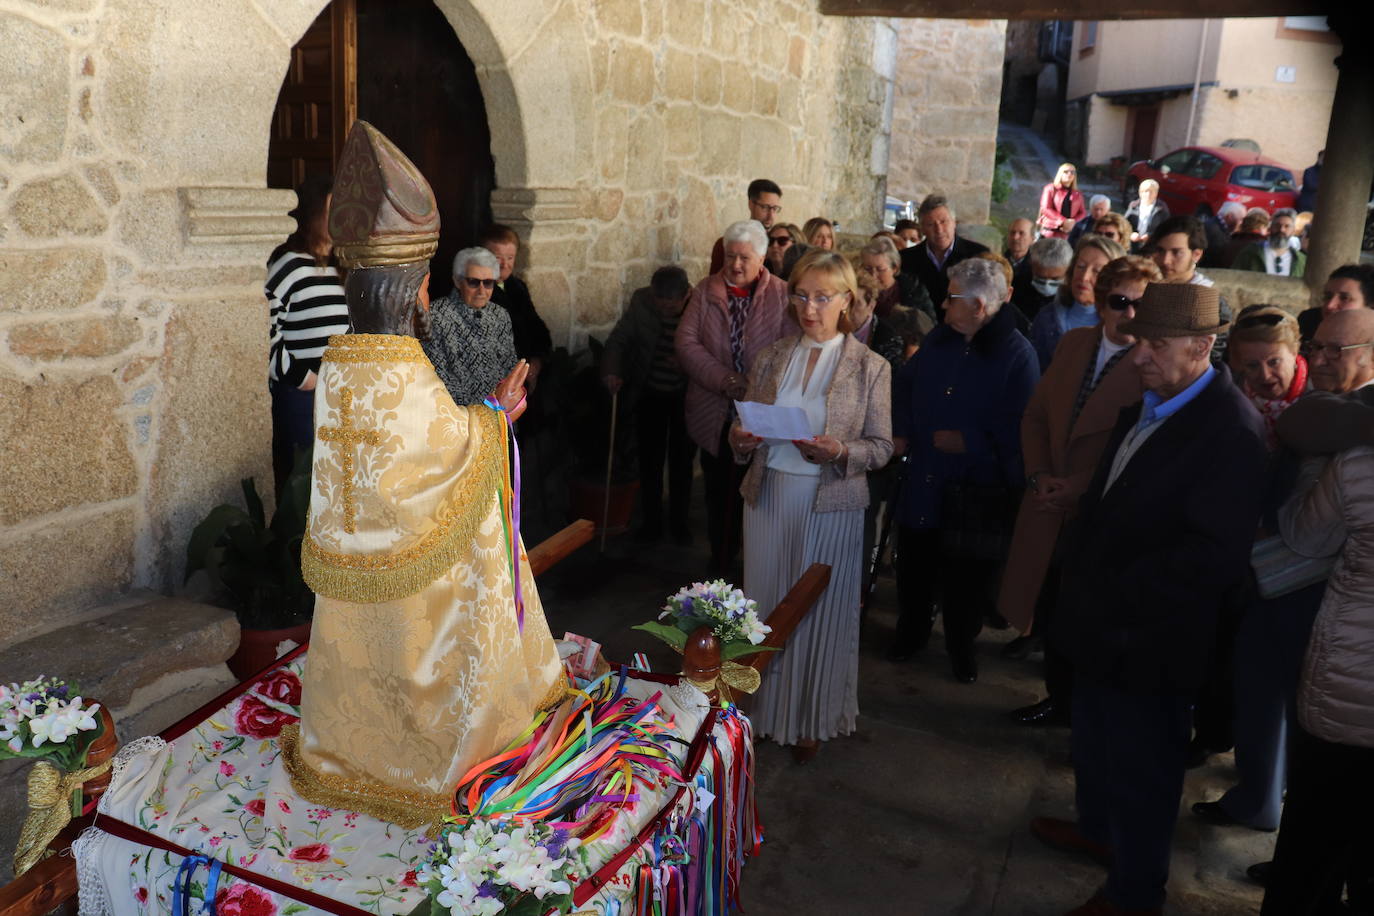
[1009,698,1070,727]
[985,611,1011,630]
[1246,861,1272,887]
[1000,634,1043,660]
[951,652,978,683]
[1192,801,1276,832]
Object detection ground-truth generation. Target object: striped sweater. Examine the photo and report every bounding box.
[265,251,350,388]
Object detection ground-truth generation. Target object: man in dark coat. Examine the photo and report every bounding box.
[899,193,988,311]
[1030,282,1267,916]
[482,224,553,380]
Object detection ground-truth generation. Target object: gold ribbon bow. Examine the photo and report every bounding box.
[14,757,112,877]
[684,660,761,705]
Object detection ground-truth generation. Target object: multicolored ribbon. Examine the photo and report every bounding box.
[483,397,524,632]
[452,672,681,838]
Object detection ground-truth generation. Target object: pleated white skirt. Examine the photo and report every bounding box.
[744,468,863,745]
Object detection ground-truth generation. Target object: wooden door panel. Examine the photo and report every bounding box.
[266,0,356,189]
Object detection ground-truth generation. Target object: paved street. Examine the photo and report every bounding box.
[540,505,1272,916]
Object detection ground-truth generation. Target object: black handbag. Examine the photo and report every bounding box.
[938,479,1019,563]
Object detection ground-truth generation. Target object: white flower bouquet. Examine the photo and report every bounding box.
[633,579,774,660]
[0,677,104,767]
[418,818,585,916]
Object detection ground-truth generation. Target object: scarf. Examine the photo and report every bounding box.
[1247,354,1308,448]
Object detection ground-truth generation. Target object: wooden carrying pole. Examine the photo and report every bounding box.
[600,389,618,552]
[739,562,832,675]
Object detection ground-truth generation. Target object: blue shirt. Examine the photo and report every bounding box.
[1139,365,1216,431]
[1027,302,1098,373]
[926,240,956,271]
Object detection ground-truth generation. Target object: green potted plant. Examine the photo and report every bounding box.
[185,450,314,679]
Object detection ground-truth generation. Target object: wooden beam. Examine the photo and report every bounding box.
[819,0,1331,18]
[0,818,90,916]
[737,563,832,676]
[527,519,595,578]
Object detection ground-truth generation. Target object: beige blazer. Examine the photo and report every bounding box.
[733,333,892,513]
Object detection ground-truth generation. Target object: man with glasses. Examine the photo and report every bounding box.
[709,178,783,276]
[1031,283,1267,916]
[422,246,519,407]
[1277,310,1374,445]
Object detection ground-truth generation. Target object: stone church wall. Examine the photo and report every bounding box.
[0,0,995,639]
[887,18,1007,224]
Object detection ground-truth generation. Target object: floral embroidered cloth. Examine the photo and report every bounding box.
[73,652,737,916]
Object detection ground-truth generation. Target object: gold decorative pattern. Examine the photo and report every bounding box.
[316,387,383,534]
[320,333,431,364]
[334,237,438,270]
[302,407,505,602]
[279,724,449,829]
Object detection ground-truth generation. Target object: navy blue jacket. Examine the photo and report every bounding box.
[1052,370,1267,693]
[892,303,1039,529]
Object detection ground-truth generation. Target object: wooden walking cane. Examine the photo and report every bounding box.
[600,388,618,552]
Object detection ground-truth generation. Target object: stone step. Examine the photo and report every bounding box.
[0,595,242,882]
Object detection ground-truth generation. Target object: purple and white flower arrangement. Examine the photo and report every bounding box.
[0,677,104,768]
[419,818,584,916]
[634,580,773,660]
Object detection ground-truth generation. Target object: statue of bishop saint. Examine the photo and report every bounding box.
[280,121,562,828]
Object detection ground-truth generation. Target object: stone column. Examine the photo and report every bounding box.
[1305,24,1373,293]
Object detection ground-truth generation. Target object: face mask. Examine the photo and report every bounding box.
[1032,277,1062,297]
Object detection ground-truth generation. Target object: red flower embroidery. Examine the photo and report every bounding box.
[244,799,266,817]
[255,670,303,707]
[220,761,236,777]
[400,870,419,888]
[287,843,331,863]
[135,887,149,904]
[277,800,291,814]
[233,696,296,740]
[214,883,277,916]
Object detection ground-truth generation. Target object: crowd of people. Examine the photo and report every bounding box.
[264,165,1374,916]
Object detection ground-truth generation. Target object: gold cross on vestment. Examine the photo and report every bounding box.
[316,387,382,534]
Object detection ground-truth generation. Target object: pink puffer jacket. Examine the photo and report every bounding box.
[674,269,793,455]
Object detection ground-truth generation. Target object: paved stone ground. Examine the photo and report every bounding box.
[537,497,1274,916]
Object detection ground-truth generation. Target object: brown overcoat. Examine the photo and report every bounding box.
[996,325,1143,632]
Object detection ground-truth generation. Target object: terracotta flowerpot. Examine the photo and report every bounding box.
[568,478,640,534]
[227,621,312,681]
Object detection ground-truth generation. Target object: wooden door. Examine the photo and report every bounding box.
[1127,106,1158,164]
[356,0,495,300]
[266,0,357,190]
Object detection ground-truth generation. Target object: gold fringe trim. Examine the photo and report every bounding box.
[302,407,504,603]
[278,724,449,830]
[321,333,432,365]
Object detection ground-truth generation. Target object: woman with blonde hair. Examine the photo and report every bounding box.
[729,249,893,761]
[1038,162,1086,240]
[803,217,836,251]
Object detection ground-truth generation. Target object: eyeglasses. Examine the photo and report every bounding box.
[1106,294,1142,311]
[769,236,792,247]
[789,292,847,309]
[861,264,892,274]
[752,203,782,214]
[1235,312,1286,329]
[1302,340,1374,360]
[462,277,497,290]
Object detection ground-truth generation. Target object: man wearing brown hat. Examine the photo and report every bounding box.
[1029,282,1268,915]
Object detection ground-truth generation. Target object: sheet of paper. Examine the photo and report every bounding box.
[734,400,814,443]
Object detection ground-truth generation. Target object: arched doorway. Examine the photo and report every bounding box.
[266,0,496,298]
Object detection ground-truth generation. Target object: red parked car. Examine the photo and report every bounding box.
[1124,146,1299,217]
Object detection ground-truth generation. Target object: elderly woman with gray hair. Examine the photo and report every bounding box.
[676,218,793,572]
[859,236,935,324]
[422,246,520,406]
[888,256,1039,682]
